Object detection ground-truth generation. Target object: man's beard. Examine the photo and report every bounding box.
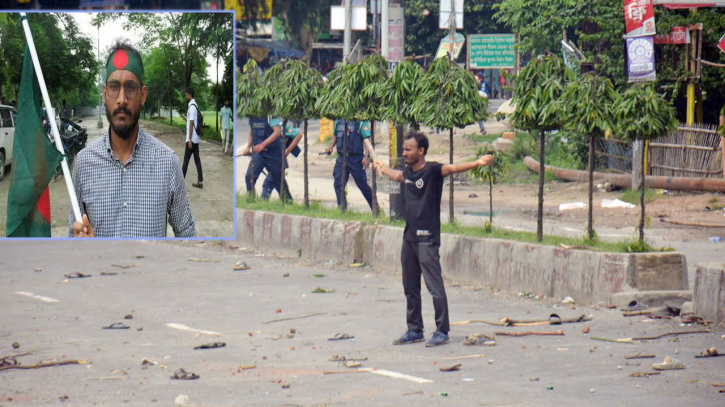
[106,105,140,140]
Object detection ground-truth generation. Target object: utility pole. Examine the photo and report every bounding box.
[387,0,406,221]
[344,0,352,60]
[449,0,455,61]
[381,0,389,58]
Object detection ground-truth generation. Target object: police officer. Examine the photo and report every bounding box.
[324,120,373,209]
[262,124,302,200]
[243,116,290,201]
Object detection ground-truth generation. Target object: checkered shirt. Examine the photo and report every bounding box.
[67,128,196,238]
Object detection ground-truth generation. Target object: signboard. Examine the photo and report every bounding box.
[388,4,405,72]
[435,33,465,60]
[319,118,334,142]
[627,36,656,82]
[439,0,464,29]
[654,26,690,44]
[624,0,656,38]
[718,33,725,54]
[468,34,515,70]
[330,5,368,31]
[226,0,272,21]
[653,0,725,8]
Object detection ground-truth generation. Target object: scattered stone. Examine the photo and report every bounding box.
[281,383,290,389]
[283,273,290,278]
[561,296,575,304]
[233,261,250,271]
[175,394,193,407]
[468,193,478,198]
[12,342,19,349]
[124,314,133,320]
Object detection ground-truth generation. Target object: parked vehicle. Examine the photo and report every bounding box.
[0,104,17,182]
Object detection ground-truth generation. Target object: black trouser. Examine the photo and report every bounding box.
[401,239,449,334]
[182,142,203,183]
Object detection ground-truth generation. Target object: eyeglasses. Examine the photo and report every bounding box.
[106,81,140,100]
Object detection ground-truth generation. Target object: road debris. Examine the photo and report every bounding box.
[582,326,590,334]
[323,368,376,375]
[631,372,661,377]
[262,312,326,324]
[561,296,575,304]
[695,347,721,358]
[652,356,685,370]
[141,358,158,365]
[463,334,497,346]
[404,390,424,396]
[175,394,194,407]
[283,272,290,277]
[312,287,335,293]
[124,314,133,320]
[454,314,590,327]
[111,264,138,269]
[11,342,19,349]
[442,354,485,361]
[193,342,226,350]
[495,330,565,337]
[100,272,118,276]
[65,272,91,279]
[345,361,362,368]
[233,262,250,271]
[328,333,354,341]
[188,258,220,263]
[0,359,90,372]
[439,364,462,372]
[170,368,199,380]
[625,353,656,360]
[529,377,540,382]
[238,365,256,371]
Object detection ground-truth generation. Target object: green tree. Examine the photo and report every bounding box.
[275,59,324,209]
[469,146,507,232]
[560,72,619,241]
[0,13,98,108]
[381,60,425,129]
[510,54,573,243]
[207,13,233,132]
[143,44,183,123]
[613,84,678,244]
[347,55,388,217]
[410,57,488,222]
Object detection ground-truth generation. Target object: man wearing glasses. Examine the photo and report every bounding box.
[69,40,196,238]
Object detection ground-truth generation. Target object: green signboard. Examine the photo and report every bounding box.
[468,34,516,69]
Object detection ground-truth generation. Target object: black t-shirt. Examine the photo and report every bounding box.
[403,162,444,244]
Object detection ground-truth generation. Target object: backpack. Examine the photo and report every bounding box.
[189,101,203,135]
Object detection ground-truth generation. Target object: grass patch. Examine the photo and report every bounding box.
[150,111,229,141]
[620,188,659,205]
[312,287,335,293]
[467,133,499,144]
[237,196,656,252]
[504,160,557,185]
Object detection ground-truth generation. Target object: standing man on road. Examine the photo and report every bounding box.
[182,87,203,189]
[374,131,492,347]
[220,99,233,156]
[69,40,195,238]
[324,120,374,210]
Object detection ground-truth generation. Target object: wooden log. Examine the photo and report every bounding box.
[659,218,725,228]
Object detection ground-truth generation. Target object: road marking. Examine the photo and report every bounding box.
[15,291,60,303]
[165,323,221,336]
[369,369,433,384]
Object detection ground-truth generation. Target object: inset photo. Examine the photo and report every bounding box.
[0,12,234,238]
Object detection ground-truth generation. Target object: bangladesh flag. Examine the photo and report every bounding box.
[6,44,63,237]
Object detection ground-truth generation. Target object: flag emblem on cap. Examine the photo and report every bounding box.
[113,50,129,70]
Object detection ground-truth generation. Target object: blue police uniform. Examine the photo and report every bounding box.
[333,120,373,209]
[262,125,300,199]
[245,117,290,200]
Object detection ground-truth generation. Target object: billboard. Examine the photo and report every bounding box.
[624,0,656,38]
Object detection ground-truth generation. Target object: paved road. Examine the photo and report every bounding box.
[1,240,723,406]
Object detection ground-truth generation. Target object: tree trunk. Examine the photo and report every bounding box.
[537,130,545,243]
[371,121,379,217]
[587,136,594,241]
[449,128,454,222]
[169,93,172,126]
[639,145,646,243]
[215,55,219,134]
[304,119,309,209]
[341,121,348,212]
[281,119,288,204]
[489,177,493,228]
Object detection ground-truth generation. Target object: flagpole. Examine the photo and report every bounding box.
[19,13,82,223]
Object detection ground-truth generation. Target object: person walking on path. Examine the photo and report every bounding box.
[220,99,233,155]
[374,131,492,347]
[182,87,203,189]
